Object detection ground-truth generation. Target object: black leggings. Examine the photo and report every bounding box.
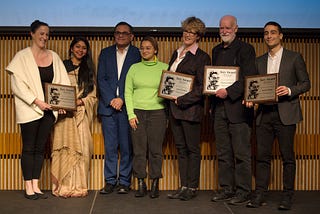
[20,111,55,180]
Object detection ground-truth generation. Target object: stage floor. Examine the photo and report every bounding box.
[0,190,319,214]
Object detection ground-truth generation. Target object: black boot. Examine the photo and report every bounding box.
[135,178,147,197]
[149,178,159,198]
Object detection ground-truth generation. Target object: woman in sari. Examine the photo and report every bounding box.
[51,37,97,197]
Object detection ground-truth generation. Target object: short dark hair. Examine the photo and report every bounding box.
[264,21,282,34]
[30,20,49,33]
[114,21,133,33]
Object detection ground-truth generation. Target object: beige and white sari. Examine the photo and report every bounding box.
[51,67,97,197]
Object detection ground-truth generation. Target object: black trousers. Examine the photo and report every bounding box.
[214,104,252,194]
[20,111,55,180]
[131,109,167,179]
[255,108,296,195]
[169,112,201,188]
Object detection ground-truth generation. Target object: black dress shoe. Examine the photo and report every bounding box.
[35,192,48,199]
[100,183,116,194]
[247,192,266,208]
[117,184,130,194]
[228,192,250,206]
[278,199,292,210]
[278,192,293,210]
[179,188,197,201]
[24,192,39,200]
[167,187,187,199]
[211,190,234,202]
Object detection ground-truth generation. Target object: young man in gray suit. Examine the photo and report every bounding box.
[246,21,311,210]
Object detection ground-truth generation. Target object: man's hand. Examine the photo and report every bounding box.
[110,98,124,110]
[215,88,228,99]
[276,86,289,97]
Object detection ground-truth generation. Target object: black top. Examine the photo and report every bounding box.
[39,63,53,92]
[63,59,79,72]
[213,38,243,66]
[211,38,257,124]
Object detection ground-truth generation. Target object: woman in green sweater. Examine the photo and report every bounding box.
[125,36,168,198]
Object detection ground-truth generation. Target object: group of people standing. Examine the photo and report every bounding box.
[6,20,98,199]
[6,13,310,211]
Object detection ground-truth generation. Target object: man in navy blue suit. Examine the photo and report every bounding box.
[97,22,141,194]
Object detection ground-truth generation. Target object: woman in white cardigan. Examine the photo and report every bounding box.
[6,20,70,200]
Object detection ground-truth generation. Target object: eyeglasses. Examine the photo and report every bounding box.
[183,30,197,36]
[114,31,131,36]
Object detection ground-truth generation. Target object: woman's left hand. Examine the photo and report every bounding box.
[129,117,139,130]
[58,109,67,114]
[77,98,84,106]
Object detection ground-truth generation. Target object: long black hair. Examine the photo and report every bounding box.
[66,36,95,98]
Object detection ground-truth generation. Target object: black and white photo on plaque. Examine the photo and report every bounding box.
[45,83,77,110]
[158,70,194,100]
[203,66,239,94]
[244,73,278,103]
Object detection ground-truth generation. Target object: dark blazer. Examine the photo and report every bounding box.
[211,39,257,124]
[168,48,211,122]
[97,44,141,116]
[256,48,311,125]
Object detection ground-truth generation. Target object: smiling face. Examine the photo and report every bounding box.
[114,24,134,49]
[264,24,283,50]
[219,15,238,46]
[182,29,199,47]
[31,25,49,49]
[140,40,157,61]
[71,40,87,61]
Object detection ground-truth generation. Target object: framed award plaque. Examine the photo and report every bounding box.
[203,66,239,94]
[45,83,77,110]
[158,70,194,100]
[244,73,278,103]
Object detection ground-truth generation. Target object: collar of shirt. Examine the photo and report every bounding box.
[142,56,158,66]
[116,45,130,54]
[268,46,283,59]
[177,43,198,56]
[220,37,238,49]
[267,46,283,74]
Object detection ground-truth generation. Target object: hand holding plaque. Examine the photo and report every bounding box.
[203,66,239,94]
[158,70,194,100]
[244,73,278,103]
[45,83,77,110]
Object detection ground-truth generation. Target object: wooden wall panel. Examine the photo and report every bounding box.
[0,34,319,191]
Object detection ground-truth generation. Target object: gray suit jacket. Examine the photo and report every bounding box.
[256,48,311,125]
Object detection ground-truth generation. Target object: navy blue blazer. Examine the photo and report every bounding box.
[256,48,311,125]
[97,44,141,116]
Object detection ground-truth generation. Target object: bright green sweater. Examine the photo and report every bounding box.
[125,58,168,120]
